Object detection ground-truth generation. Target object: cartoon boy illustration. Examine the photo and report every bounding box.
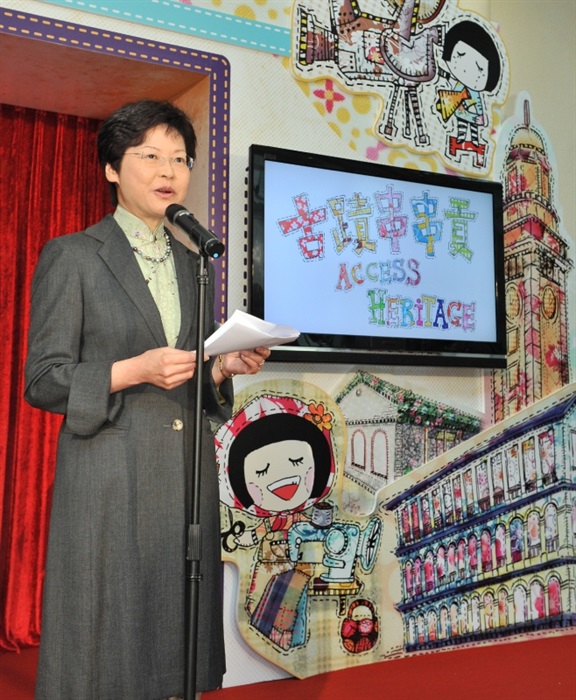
[436,20,502,166]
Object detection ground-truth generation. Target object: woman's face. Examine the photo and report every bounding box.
[105,124,190,230]
[243,439,316,513]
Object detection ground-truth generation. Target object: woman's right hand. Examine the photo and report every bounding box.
[111,347,204,392]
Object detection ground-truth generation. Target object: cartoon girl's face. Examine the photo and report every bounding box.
[243,439,315,513]
[447,40,489,91]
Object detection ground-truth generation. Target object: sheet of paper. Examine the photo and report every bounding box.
[204,309,300,356]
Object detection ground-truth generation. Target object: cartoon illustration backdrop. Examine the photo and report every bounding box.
[210,0,574,681]
[215,380,394,677]
[216,378,575,678]
[292,0,509,174]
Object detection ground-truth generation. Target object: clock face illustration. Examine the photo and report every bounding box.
[542,286,557,320]
[506,284,522,320]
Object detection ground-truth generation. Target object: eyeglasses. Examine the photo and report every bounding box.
[125,151,194,171]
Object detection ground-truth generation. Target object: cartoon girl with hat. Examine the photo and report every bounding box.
[216,385,342,650]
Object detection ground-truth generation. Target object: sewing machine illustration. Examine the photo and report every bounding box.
[286,502,382,612]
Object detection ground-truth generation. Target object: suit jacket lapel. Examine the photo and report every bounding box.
[88,215,168,347]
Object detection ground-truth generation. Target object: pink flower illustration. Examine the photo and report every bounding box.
[313,79,345,114]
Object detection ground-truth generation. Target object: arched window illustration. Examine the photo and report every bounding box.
[476,461,490,511]
[450,602,459,637]
[428,610,438,641]
[417,613,426,644]
[453,475,463,519]
[483,591,495,630]
[443,482,454,525]
[432,488,443,528]
[521,437,538,491]
[548,576,562,617]
[401,506,412,543]
[421,495,431,535]
[408,616,416,645]
[495,524,507,567]
[371,430,389,479]
[447,542,457,580]
[497,587,509,627]
[424,551,435,592]
[510,517,524,563]
[513,584,527,624]
[471,595,481,633]
[481,528,493,572]
[506,444,521,496]
[413,556,423,596]
[351,429,367,470]
[467,534,478,575]
[404,560,414,598]
[411,500,421,539]
[538,428,557,484]
[459,599,468,635]
[436,545,446,583]
[530,580,546,620]
[544,503,559,552]
[439,606,449,639]
[464,469,475,516]
[527,510,541,558]
[457,538,466,578]
[491,453,505,504]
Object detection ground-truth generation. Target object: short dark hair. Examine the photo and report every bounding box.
[228,413,333,510]
[442,20,501,93]
[97,99,197,205]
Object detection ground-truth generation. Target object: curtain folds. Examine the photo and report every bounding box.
[0,104,110,650]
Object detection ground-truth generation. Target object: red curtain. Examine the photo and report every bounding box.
[0,104,110,650]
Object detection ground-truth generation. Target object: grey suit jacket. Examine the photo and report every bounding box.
[25,213,231,433]
[25,214,230,698]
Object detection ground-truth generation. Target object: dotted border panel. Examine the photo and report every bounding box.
[40,0,291,55]
[0,7,230,320]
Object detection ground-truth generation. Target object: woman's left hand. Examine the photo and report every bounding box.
[218,346,271,380]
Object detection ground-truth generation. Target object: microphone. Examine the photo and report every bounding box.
[165,204,225,259]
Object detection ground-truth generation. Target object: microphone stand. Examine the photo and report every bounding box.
[185,249,209,700]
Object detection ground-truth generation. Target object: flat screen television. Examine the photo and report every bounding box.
[248,144,507,368]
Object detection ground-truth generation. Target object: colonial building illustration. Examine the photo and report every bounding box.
[335,371,481,497]
[493,99,573,422]
[384,385,576,651]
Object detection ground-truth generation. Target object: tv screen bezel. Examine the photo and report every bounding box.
[247,144,507,368]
